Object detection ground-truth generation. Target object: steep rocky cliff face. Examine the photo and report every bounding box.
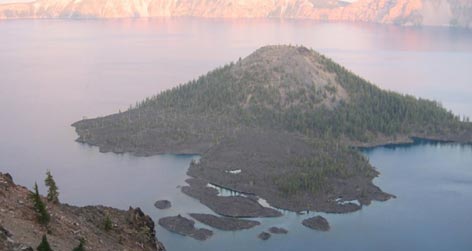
[0,172,165,251]
[0,0,470,27]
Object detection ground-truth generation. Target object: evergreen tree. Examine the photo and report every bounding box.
[29,183,50,226]
[37,235,53,251]
[44,170,59,204]
[103,215,112,232]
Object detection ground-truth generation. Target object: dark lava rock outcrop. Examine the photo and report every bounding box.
[268,226,288,234]
[158,215,213,241]
[182,178,282,218]
[302,216,330,232]
[258,232,271,240]
[154,200,172,209]
[189,213,260,231]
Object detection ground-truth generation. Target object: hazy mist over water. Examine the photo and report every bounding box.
[0,18,471,251]
[1,18,470,119]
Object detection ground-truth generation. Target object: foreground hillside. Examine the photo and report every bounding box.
[73,45,472,213]
[0,172,165,251]
[0,0,471,28]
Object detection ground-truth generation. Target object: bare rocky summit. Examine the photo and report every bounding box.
[0,172,165,251]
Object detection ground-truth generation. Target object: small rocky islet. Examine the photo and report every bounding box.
[302,216,331,232]
[154,200,172,209]
[258,232,271,240]
[189,213,260,231]
[268,226,288,234]
[158,215,213,241]
[181,178,282,218]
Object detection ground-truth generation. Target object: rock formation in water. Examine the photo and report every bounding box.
[158,215,213,241]
[0,0,470,27]
[154,200,172,210]
[0,172,165,251]
[258,231,271,240]
[302,216,331,231]
[268,226,288,234]
[189,213,261,231]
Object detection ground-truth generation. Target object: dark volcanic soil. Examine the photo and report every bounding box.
[302,216,330,231]
[189,213,260,231]
[158,215,213,241]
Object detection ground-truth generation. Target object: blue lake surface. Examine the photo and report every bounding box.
[0,18,471,250]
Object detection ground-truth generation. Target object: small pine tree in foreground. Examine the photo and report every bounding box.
[37,235,53,251]
[29,183,50,226]
[45,170,59,204]
[103,215,112,232]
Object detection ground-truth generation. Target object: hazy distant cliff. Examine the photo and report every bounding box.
[0,0,470,27]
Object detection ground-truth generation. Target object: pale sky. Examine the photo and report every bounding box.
[0,0,34,3]
[0,0,359,4]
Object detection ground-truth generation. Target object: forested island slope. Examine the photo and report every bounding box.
[73,45,472,213]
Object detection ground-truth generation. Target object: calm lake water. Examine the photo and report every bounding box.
[0,18,471,251]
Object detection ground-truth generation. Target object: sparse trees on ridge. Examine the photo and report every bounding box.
[45,170,59,204]
[103,214,112,232]
[37,235,53,251]
[29,182,50,226]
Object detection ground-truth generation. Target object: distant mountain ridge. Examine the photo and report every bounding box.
[0,0,470,27]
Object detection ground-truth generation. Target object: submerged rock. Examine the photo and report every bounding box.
[302,216,330,231]
[189,213,260,231]
[154,200,172,210]
[258,232,271,240]
[268,226,288,234]
[158,215,213,241]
